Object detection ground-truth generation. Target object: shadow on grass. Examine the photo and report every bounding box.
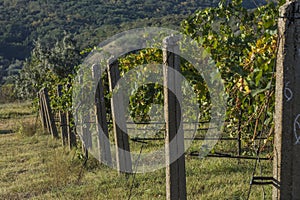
[0,129,13,134]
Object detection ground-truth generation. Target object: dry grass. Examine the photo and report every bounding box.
[0,101,273,199]
[45,149,82,188]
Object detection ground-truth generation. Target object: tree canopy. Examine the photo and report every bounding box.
[0,0,267,85]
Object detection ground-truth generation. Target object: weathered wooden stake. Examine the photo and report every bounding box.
[237,109,242,164]
[41,88,59,138]
[66,111,77,149]
[57,85,68,146]
[107,58,132,174]
[40,89,49,135]
[78,74,91,159]
[38,92,47,130]
[40,91,51,132]
[273,1,300,199]
[92,64,112,165]
[163,36,187,200]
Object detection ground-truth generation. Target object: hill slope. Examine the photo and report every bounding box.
[0,0,267,84]
[0,0,219,60]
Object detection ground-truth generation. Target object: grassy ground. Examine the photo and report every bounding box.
[0,102,273,199]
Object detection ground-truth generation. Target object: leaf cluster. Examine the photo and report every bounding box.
[182,0,284,151]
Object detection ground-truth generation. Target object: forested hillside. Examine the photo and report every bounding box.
[0,0,267,85]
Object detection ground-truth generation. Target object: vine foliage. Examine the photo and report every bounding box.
[182,0,285,152]
[15,0,285,155]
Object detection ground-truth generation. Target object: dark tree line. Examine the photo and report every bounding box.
[0,0,267,85]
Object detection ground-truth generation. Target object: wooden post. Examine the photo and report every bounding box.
[38,92,47,130]
[40,91,51,132]
[41,92,51,134]
[66,83,76,149]
[66,111,77,149]
[81,121,89,158]
[107,58,132,173]
[78,75,90,159]
[57,85,68,146]
[273,1,300,199]
[163,36,187,200]
[41,88,59,138]
[92,64,112,165]
[237,109,242,164]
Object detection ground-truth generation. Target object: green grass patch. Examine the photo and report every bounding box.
[0,102,273,199]
[0,132,273,199]
[0,101,35,119]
